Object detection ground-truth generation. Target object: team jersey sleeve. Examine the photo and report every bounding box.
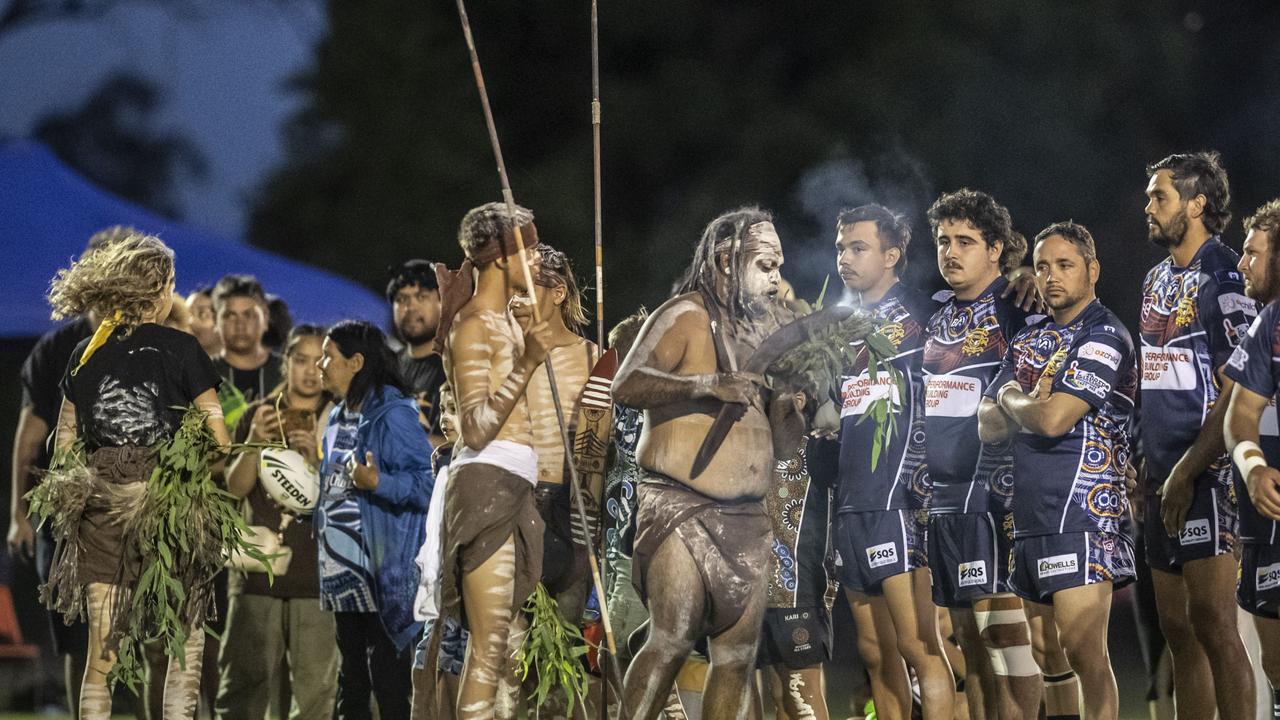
[1202,270,1259,371]
[983,343,1018,400]
[1225,305,1279,399]
[1052,327,1129,410]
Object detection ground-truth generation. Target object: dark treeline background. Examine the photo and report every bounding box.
[248,1,1280,335]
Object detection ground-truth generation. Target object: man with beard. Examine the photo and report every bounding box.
[830,204,954,719]
[388,260,447,448]
[1223,198,1280,719]
[979,222,1138,719]
[614,207,805,720]
[922,189,1041,719]
[1139,152,1256,720]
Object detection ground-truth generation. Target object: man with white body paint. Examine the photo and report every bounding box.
[614,206,805,720]
[980,222,1138,719]
[1138,152,1256,720]
[1222,199,1280,720]
[435,201,552,720]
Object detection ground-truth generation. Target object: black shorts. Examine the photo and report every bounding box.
[36,527,88,656]
[756,606,832,670]
[834,509,928,594]
[1143,482,1236,572]
[1008,532,1136,605]
[927,512,1014,608]
[1238,543,1280,619]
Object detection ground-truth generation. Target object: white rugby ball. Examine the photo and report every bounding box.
[258,448,320,515]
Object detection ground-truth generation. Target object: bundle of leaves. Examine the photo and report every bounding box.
[515,583,591,717]
[765,307,903,469]
[27,441,96,619]
[108,406,271,691]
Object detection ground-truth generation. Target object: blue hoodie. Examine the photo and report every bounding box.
[322,385,434,651]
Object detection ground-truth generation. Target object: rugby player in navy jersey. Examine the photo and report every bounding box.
[1223,199,1280,720]
[830,204,954,719]
[980,223,1138,720]
[1139,152,1256,720]
[921,189,1042,718]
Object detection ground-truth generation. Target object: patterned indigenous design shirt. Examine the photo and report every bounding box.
[1139,239,1257,485]
[765,439,834,609]
[1224,300,1280,544]
[316,408,377,612]
[924,276,1035,514]
[987,300,1138,537]
[604,405,643,564]
[837,282,937,514]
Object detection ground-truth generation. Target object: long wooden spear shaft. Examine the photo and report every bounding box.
[453,1,626,713]
[589,3,616,716]
[591,0,605,352]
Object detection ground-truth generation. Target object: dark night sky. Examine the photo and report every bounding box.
[2,1,1279,337]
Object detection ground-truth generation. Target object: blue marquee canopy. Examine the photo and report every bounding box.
[0,139,386,338]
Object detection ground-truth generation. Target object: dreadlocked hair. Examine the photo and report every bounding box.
[535,245,588,332]
[48,232,174,330]
[676,206,773,324]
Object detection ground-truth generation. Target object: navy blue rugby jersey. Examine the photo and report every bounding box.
[924,275,1035,514]
[987,300,1138,537]
[1224,300,1280,544]
[836,282,937,513]
[1139,239,1257,484]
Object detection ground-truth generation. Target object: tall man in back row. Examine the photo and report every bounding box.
[614,207,804,720]
[1139,152,1256,719]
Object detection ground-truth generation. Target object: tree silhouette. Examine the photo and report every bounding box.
[35,72,208,218]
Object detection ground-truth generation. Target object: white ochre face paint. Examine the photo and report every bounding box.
[740,222,784,312]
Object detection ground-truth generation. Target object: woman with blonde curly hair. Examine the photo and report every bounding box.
[43,232,228,719]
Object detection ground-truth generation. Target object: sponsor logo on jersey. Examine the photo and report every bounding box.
[841,372,901,417]
[1141,346,1197,391]
[925,373,982,417]
[1079,341,1122,370]
[958,560,988,587]
[1219,292,1257,317]
[1179,518,1212,546]
[1257,563,1280,592]
[1037,553,1079,579]
[1227,345,1249,371]
[866,541,899,569]
[1064,362,1111,399]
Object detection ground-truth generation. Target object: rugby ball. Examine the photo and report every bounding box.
[258,448,320,515]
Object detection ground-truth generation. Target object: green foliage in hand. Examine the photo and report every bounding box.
[515,583,591,717]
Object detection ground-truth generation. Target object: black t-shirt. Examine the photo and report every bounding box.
[211,353,284,404]
[21,317,93,469]
[400,351,445,436]
[61,324,221,451]
[229,397,322,599]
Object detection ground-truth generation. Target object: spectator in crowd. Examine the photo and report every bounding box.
[387,259,446,447]
[186,285,223,356]
[263,295,295,354]
[316,320,433,720]
[212,274,284,421]
[216,324,339,720]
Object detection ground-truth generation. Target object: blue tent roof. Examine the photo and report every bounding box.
[0,139,386,338]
